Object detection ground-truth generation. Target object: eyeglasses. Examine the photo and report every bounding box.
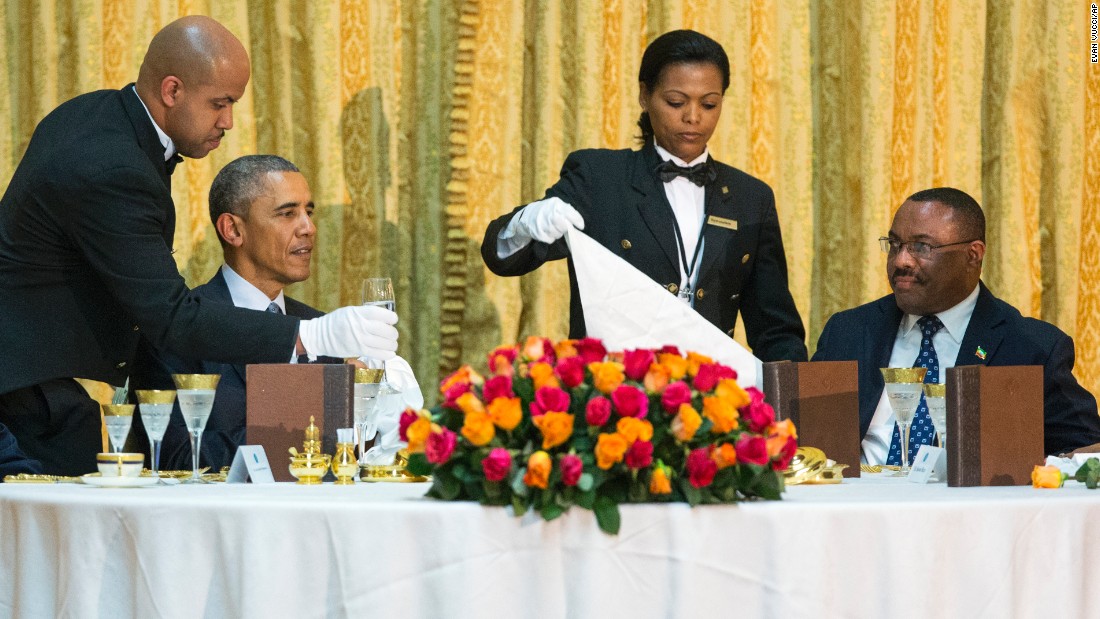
[878,237,978,259]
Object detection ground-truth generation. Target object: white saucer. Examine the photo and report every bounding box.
[81,474,159,488]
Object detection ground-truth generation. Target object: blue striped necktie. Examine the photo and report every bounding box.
[887,315,943,465]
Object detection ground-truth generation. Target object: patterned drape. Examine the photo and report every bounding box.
[2,1,1099,404]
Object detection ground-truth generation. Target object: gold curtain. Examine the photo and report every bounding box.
[2,1,1100,402]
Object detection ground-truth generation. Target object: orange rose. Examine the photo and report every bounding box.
[711,443,738,468]
[769,418,798,440]
[703,396,740,434]
[439,364,483,394]
[615,417,654,444]
[1031,465,1067,489]
[643,363,671,394]
[588,361,626,394]
[528,362,560,390]
[532,411,575,449]
[455,391,486,416]
[461,411,496,446]
[594,432,629,469]
[554,339,579,359]
[714,378,751,409]
[672,403,702,441]
[405,415,433,453]
[685,351,714,377]
[487,396,522,431]
[522,336,550,362]
[657,353,688,380]
[523,451,552,489]
[649,465,672,494]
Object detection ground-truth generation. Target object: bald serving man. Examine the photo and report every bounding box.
[0,16,398,477]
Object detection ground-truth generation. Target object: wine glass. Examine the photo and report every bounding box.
[354,368,384,466]
[362,277,395,312]
[136,389,176,483]
[172,373,221,484]
[102,404,135,453]
[923,383,948,451]
[880,367,928,475]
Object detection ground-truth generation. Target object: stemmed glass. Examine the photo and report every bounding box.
[136,389,176,483]
[172,374,221,484]
[354,368,384,466]
[923,383,948,451]
[361,277,395,312]
[102,404,135,453]
[880,367,928,476]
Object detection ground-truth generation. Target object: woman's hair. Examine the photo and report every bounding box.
[637,30,730,143]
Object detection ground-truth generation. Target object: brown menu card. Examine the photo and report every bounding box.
[945,365,1043,487]
[245,364,355,481]
[763,361,861,477]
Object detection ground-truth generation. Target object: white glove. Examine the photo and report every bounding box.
[497,196,585,258]
[298,305,399,360]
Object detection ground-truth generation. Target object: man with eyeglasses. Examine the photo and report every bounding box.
[812,187,1100,463]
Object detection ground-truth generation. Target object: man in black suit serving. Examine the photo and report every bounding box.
[812,187,1100,462]
[0,17,399,476]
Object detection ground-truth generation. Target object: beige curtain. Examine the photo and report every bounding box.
[2,1,1099,403]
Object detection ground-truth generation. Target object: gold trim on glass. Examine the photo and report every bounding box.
[171,373,221,390]
[135,389,177,405]
[923,383,946,398]
[880,367,928,383]
[355,368,385,384]
[101,403,135,417]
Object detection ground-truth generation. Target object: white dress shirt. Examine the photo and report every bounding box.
[220,264,301,363]
[861,283,980,464]
[653,142,709,300]
[131,85,177,161]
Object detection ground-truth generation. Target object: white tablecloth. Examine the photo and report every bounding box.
[1,475,1098,618]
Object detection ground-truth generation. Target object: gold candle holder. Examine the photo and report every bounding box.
[880,367,928,383]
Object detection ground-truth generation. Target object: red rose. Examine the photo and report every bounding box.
[658,345,681,356]
[442,382,471,409]
[736,435,769,466]
[585,396,612,426]
[399,409,418,442]
[482,448,513,482]
[623,349,656,381]
[611,384,649,419]
[686,447,718,488]
[487,346,518,375]
[661,381,693,414]
[555,356,586,389]
[693,363,736,393]
[574,338,608,364]
[771,436,798,470]
[425,428,457,464]
[624,440,654,469]
[560,454,583,486]
[530,386,571,417]
[741,387,775,433]
[482,375,514,403]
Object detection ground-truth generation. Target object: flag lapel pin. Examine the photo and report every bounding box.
[975,346,987,360]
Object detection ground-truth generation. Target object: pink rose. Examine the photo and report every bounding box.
[399,409,418,442]
[661,381,693,414]
[482,375,514,403]
[623,349,656,381]
[487,346,518,375]
[611,385,649,419]
[574,338,608,364]
[693,363,737,393]
[771,436,798,470]
[585,396,612,426]
[736,435,769,466]
[425,428,457,464]
[686,447,718,488]
[741,387,775,433]
[560,454,583,486]
[555,356,586,389]
[624,440,653,469]
[482,448,513,482]
[442,382,471,409]
[530,386,571,417]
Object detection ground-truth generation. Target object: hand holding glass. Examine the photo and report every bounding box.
[880,367,928,475]
[136,389,176,483]
[172,374,220,484]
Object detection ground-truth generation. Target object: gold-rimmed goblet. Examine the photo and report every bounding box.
[171,374,221,484]
[102,404,135,454]
[354,368,385,466]
[923,383,947,451]
[136,389,176,484]
[880,367,928,476]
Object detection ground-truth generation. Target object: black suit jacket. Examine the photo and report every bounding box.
[129,269,342,470]
[811,282,1100,455]
[0,425,41,479]
[480,145,807,362]
[0,86,298,397]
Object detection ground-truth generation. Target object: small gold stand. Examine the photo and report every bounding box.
[360,450,429,483]
[784,447,848,485]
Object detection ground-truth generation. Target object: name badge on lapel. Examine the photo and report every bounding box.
[706,215,738,231]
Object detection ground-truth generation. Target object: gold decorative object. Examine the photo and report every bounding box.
[135,389,177,404]
[360,450,429,483]
[880,367,928,383]
[355,368,385,384]
[171,373,221,390]
[3,473,81,483]
[331,441,358,485]
[923,383,946,398]
[288,415,331,484]
[784,447,848,485]
[101,403,135,417]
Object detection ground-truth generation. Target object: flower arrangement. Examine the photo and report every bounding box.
[402,336,798,534]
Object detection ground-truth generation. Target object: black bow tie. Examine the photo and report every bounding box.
[655,159,716,187]
[165,153,183,176]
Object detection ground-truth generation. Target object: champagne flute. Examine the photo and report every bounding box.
[354,368,384,466]
[102,404,135,454]
[923,383,948,451]
[136,389,176,483]
[172,374,221,484]
[361,277,395,312]
[880,367,928,476]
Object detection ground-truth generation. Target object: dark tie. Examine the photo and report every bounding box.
[165,153,183,176]
[887,315,943,465]
[266,302,282,314]
[655,159,716,187]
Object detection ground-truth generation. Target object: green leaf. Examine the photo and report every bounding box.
[575,489,597,509]
[748,471,784,500]
[593,496,621,535]
[511,469,528,496]
[406,453,432,476]
[577,472,594,492]
[1088,469,1100,490]
[540,502,565,522]
[678,477,702,505]
[438,471,461,500]
[511,496,527,518]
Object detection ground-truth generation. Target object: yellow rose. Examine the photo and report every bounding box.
[528,362,560,390]
[703,396,740,434]
[487,396,522,431]
[672,403,702,442]
[714,378,751,409]
[594,432,629,469]
[1031,465,1067,489]
[649,466,672,494]
[455,391,486,416]
[769,418,798,440]
[406,415,432,453]
[711,443,738,468]
[532,411,575,449]
[643,363,671,394]
[686,351,714,377]
[461,411,496,446]
[588,361,626,394]
[615,417,654,444]
[523,451,552,489]
[657,353,688,380]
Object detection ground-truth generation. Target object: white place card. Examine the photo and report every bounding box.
[226,445,275,484]
[908,445,947,483]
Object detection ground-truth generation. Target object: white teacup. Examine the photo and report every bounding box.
[97,452,144,478]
